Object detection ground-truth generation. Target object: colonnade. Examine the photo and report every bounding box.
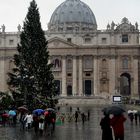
[54,55,139,98]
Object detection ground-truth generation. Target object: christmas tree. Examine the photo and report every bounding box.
[7,0,57,110]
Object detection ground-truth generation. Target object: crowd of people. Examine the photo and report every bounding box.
[100,108,140,140]
[0,106,91,136]
[1,105,139,139]
[56,106,90,124]
[0,108,56,136]
[100,112,126,140]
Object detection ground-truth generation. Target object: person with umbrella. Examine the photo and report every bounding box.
[33,109,45,116]
[102,105,126,140]
[18,106,28,113]
[1,111,9,126]
[19,112,26,130]
[110,114,126,140]
[24,112,33,130]
[100,112,113,140]
[8,110,16,126]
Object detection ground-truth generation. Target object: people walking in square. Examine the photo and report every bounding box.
[100,112,113,140]
[110,114,126,140]
[24,112,33,130]
[33,113,39,135]
[128,113,134,124]
[75,111,78,123]
[70,106,72,113]
[134,113,138,125]
[81,112,86,124]
[87,110,90,121]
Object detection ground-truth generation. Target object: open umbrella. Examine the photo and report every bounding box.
[44,111,49,116]
[18,106,28,112]
[127,110,133,114]
[2,113,9,118]
[9,110,16,116]
[102,105,125,116]
[33,109,45,116]
[132,110,138,114]
[46,108,55,112]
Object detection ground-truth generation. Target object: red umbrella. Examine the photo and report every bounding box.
[18,106,28,112]
[44,111,49,116]
[2,113,9,118]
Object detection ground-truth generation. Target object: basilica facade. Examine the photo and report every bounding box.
[0,0,140,99]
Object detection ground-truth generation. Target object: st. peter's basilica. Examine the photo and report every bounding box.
[0,0,140,100]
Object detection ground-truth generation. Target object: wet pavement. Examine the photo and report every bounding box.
[0,105,140,140]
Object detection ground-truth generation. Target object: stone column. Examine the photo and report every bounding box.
[61,56,67,96]
[72,56,77,96]
[78,56,83,96]
[111,33,114,45]
[133,57,138,98]
[109,57,116,94]
[94,56,98,96]
[48,59,51,64]
[0,59,5,91]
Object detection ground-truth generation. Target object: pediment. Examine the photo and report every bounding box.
[115,17,137,32]
[48,37,79,49]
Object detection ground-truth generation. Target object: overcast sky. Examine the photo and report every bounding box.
[0,0,140,31]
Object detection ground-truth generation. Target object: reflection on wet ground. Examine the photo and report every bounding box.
[0,105,140,140]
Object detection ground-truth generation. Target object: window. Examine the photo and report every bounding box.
[86,73,91,76]
[53,59,61,68]
[58,28,63,31]
[67,73,72,77]
[67,38,72,43]
[122,34,128,43]
[9,39,14,45]
[84,56,93,69]
[85,38,91,43]
[67,27,73,30]
[102,38,107,44]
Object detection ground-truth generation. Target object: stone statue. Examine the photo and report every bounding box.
[1,24,5,32]
[107,23,110,30]
[111,21,115,30]
[135,22,138,30]
[17,24,21,32]
[121,17,129,24]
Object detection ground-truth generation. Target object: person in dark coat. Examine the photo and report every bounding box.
[87,110,90,121]
[100,112,113,140]
[134,113,138,125]
[81,112,86,124]
[110,114,126,140]
[128,113,134,124]
[75,111,78,123]
[33,113,39,135]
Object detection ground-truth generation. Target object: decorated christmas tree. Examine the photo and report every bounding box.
[7,0,57,110]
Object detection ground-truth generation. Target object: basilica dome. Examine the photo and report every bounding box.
[48,0,97,32]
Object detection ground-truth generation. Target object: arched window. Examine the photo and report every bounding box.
[54,59,61,68]
[84,56,92,69]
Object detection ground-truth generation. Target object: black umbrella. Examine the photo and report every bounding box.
[102,105,125,116]
[18,106,28,112]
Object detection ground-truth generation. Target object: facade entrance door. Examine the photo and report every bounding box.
[120,73,131,96]
[67,85,72,96]
[54,80,60,95]
[84,80,92,95]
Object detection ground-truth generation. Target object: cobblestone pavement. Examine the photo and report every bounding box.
[0,105,140,140]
